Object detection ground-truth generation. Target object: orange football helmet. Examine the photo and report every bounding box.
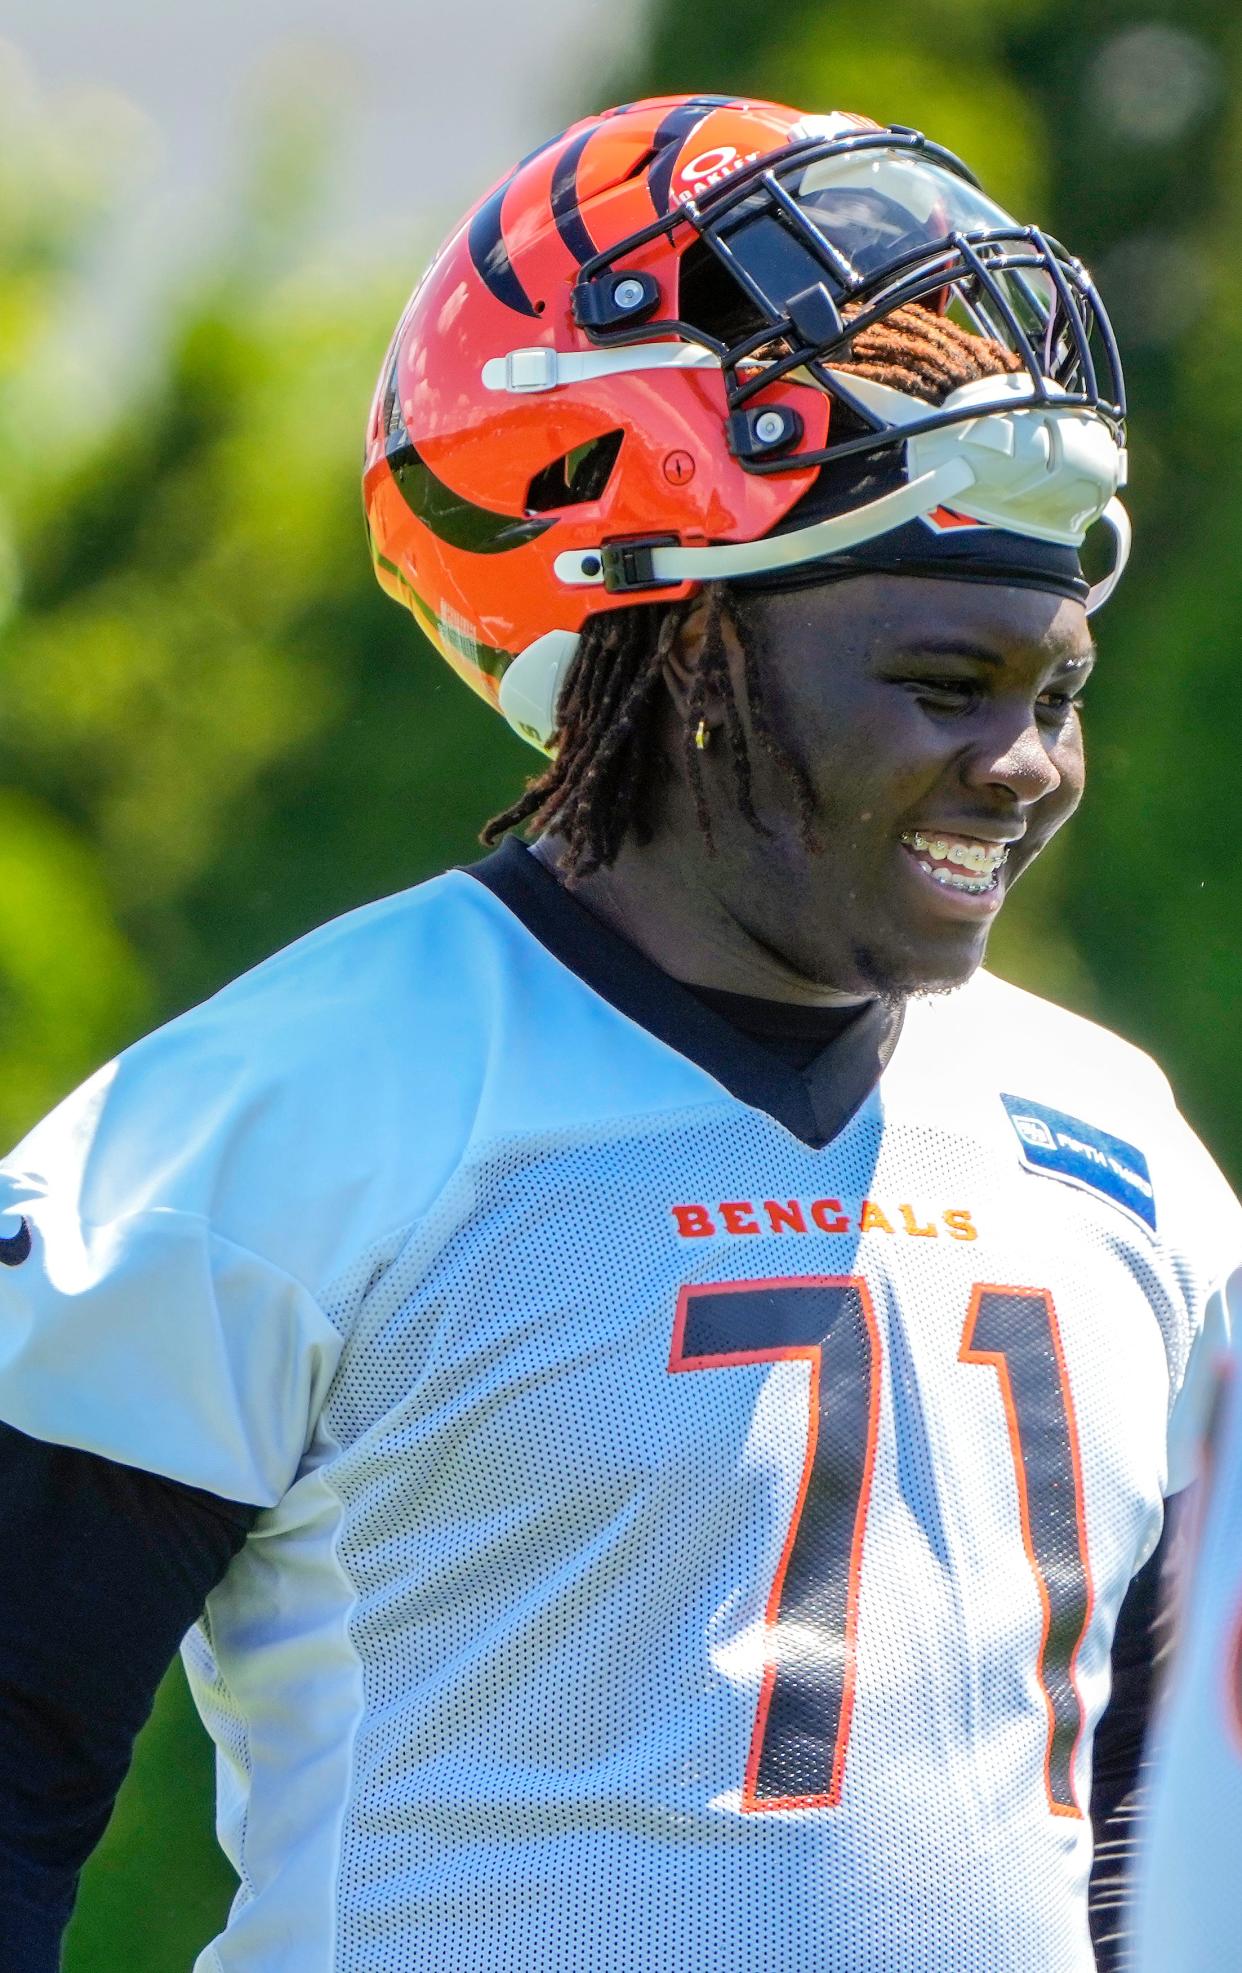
[364,96,1127,750]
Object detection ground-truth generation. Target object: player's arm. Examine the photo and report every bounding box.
[1088,1498,1188,1973]
[0,1421,259,1972]
[1091,1132,1239,1973]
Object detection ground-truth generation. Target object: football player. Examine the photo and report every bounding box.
[1,96,1238,1973]
[1132,1267,1242,1968]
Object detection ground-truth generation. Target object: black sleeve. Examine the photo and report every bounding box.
[1088,1496,1191,1973]
[0,1420,260,1972]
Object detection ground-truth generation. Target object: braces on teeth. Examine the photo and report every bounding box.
[901,831,1009,894]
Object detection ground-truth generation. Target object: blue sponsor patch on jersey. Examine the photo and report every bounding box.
[1000,1094,1157,1233]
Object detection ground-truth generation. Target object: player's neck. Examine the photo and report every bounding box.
[530,831,874,1010]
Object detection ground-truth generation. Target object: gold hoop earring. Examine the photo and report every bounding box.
[694,718,710,751]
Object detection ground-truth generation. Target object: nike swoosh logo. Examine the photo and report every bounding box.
[0,1217,32,1267]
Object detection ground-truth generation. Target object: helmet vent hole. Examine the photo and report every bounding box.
[623,145,659,182]
[526,430,624,512]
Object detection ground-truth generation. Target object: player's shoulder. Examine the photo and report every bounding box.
[4,867,519,1290]
[101,864,513,1126]
[5,859,714,1292]
[129,859,534,1078]
[199,861,513,1023]
[903,973,1242,1277]
[928,968,1176,1118]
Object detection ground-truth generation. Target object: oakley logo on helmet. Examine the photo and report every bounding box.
[681,144,739,180]
[677,144,760,201]
[365,95,1128,755]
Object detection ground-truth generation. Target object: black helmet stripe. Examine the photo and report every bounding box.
[468,181,540,317]
[647,96,738,215]
[386,435,554,554]
[551,126,600,267]
[467,128,567,317]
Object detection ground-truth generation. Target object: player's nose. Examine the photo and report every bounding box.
[959,706,1064,807]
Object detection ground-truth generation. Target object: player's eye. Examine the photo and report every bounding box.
[903,677,982,713]
[1035,687,1086,722]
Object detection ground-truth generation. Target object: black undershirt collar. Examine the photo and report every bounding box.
[682,983,865,1071]
[465,838,903,1150]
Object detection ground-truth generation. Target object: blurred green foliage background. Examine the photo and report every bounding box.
[1,2,1238,1965]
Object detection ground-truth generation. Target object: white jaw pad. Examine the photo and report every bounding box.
[904,373,1125,544]
[498,629,580,751]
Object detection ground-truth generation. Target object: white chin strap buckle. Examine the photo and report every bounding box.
[1082,497,1131,614]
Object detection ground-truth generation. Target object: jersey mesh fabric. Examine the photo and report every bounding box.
[183,1607,255,1905]
[2,866,1235,1973]
[194,1078,1197,1971]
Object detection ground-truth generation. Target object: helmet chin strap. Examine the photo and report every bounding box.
[1084,497,1131,614]
[502,374,1129,751]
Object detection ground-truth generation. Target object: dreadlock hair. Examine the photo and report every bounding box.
[481,305,1022,882]
[831,299,1022,401]
[481,581,818,878]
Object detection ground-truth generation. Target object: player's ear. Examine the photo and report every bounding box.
[662,591,729,734]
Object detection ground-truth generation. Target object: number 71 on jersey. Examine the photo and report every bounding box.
[668,1276,1093,1815]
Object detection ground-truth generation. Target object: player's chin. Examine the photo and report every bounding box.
[854,917,993,1001]
[865,853,1014,994]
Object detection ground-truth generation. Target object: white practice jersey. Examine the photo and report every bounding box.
[0,841,1239,1973]
[1133,1267,1242,1973]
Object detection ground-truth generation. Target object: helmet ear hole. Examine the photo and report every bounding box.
[526,431,624,513]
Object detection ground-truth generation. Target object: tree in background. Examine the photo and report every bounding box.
[0,46,520,1970]
[2,6,1239,1963]
[0,53,521,1159]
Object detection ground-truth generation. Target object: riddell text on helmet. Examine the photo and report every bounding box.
[671,1198,979,1240]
